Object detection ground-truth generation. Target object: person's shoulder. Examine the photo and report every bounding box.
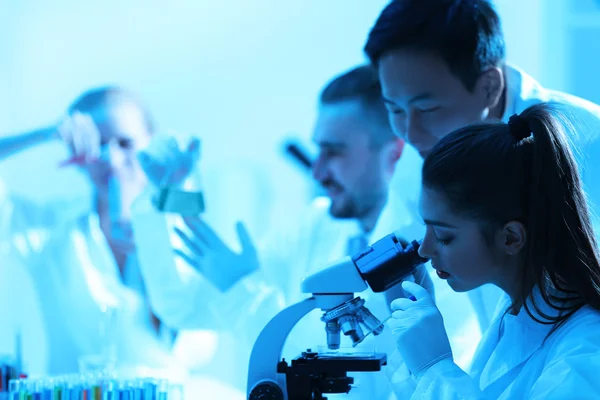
[561,305,600,330]
[509,65,600,139]
[547,306,600,354]
[509,65,599,114]
[544,91,600,138]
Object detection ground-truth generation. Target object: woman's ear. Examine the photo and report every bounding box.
[497,220,527,255]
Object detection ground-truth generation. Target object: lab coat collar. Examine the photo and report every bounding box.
[501,64,549,123]
[476,286,561,390]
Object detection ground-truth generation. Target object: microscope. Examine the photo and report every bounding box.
[247,233,429,400]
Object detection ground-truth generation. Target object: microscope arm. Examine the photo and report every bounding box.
[247,297,317,399]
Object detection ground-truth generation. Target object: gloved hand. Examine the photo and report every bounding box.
[388,281,453,379]
[57,111,102,165]
[173,216,259,292]
[137,135,201,188]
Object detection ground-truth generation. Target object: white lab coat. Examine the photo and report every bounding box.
[376,64,600,335]
[0,184,182,376]
[389,288,600,399]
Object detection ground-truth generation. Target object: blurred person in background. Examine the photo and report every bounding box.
[0,87,194,377]
[131,65,481,398]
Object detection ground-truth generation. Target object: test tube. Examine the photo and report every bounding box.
[156,381,168,400]
[128,380,142,400]
[52,377,64,400]
[116,381,130,400]
[65,375,82,400]
[38,379,51,400]
[90,381,102,400]
[28,379,42,400]
[1,362,7,392]
[101,379,116,400]
[8,379,20,400]
[141,380,156,400]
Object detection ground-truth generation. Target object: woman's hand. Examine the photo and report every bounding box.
[388,281,453,379]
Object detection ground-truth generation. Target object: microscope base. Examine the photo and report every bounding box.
[278,350,387,400]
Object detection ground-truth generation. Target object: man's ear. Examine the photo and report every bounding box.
[391,138,404,162]
[383,138,404,174]
[475,67,504,109]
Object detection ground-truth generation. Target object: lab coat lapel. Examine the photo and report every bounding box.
[468,300,507,380]
[501,65,551,123]
[478,289,555,391]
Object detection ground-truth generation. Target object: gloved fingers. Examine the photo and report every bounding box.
[186,137,201,158]
[401,281,432,302]
[387,312,420,330]
[56,114,73,141]
[390,298,416,311]
[390,309,422,322]
[174,226,206,256]
[236,221,256,257]
[68,114,85,158]
[173,248,201,270]
[82,114,101,161]
[387,317,405,330]
[159,163,177,187]
[167,136,179,151]
[149,135,177,157]
[71,112,101,162]
[183,216,224,249]
[138,151,164,182]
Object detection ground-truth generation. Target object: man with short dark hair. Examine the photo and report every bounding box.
[365,0,600,349]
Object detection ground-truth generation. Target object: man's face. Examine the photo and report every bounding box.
[378,49,491,158]
[312,101,392,220]
[83,100,152,191]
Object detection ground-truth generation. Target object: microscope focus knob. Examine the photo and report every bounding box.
[248,381,284,400]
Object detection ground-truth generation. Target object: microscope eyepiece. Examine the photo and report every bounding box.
[352,233,429,293]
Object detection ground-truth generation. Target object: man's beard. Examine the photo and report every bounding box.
[329,195,361,219]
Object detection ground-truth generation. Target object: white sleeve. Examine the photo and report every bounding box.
[396,322,600,400]
[131,189,285,335]
[526,322,600,399]
[0,183,82,236]
[580,136,600,236]
[562,104,600,236]
[404,359,487,399]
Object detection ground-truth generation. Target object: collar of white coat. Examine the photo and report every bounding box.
[501,64,551,123]
[475,285,567,389]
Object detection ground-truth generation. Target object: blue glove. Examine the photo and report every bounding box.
[137,135,200,188]
[173,217,259,292]
[388,281,453,379]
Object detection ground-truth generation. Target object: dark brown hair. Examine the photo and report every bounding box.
[422,102,600,330]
